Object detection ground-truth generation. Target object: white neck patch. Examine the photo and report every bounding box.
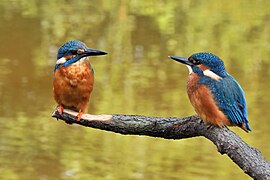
[203,69,222,80]
[56,57,66,64]
[56,56,88,66]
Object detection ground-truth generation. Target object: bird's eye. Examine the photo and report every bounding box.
[189,57,200,65]
[77,49,85,54]
[70,50,77,55]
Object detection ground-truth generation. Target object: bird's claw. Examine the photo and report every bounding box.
[58,105,64,115]
[77,111,83,121]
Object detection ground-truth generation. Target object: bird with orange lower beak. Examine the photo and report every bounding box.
[53,40,107,120]
[169,52,251,132]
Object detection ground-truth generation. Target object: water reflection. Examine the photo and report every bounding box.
[0,0,269,179]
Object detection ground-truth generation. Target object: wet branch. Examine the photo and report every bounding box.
[52,108,270,179]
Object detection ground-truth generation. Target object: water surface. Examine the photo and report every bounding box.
[0,0,270,179]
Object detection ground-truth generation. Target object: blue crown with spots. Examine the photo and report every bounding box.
[57,40,87,59]
[191,52,227,76]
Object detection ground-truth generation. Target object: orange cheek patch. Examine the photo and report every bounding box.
[197,64,209,71]
[64,55,75,60]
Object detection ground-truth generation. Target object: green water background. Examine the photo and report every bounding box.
[0,0,270,179]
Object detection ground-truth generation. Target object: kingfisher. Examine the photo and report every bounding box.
[169,52,251,132]
[53,40,107,121]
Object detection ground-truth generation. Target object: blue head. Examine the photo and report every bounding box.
[55,40,107,71]
[169,52,227,78]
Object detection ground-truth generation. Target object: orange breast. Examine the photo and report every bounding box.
[53,61,94,112]
[187,73,230,127]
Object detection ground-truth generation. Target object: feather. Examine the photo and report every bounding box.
[199,73,251,131]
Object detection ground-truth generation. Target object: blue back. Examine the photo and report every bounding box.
[199,74,251,130]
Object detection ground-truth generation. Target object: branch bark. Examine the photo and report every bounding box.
[52,108,270,179]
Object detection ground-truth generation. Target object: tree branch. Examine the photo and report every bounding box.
[52,108,270,179]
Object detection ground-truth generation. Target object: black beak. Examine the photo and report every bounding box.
[85,48,108,56]
[169,56,193,66]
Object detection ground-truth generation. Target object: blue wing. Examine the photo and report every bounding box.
[200,74,251,130]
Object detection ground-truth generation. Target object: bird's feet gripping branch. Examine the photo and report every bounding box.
[169,52,251,132]
[53,40,107,121]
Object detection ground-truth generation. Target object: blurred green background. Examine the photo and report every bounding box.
[0,0,270,179]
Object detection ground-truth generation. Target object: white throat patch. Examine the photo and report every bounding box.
[74,57,88,65]
[186,65,193,74]
[203,69,222,80]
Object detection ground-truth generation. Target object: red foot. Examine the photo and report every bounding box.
[58,105,64,115]
[77,111,83,121]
